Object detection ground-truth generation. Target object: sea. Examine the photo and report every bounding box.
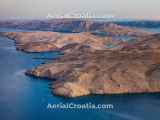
[0,26,160,120]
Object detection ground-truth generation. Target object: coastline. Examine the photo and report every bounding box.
[1,20,160,97]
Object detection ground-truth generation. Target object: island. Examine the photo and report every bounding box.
[0,20,160,97]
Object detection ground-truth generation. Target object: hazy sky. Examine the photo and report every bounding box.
[0,0,160,20]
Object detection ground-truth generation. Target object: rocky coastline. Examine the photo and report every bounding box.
[1,22,160,97]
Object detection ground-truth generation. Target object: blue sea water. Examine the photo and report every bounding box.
[140,27,160,33]
[0,28,160,120]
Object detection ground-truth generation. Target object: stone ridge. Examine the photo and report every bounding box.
[25,33,160,97]
[0,31,123,52]
[1,23,159,97]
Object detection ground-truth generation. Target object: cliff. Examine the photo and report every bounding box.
[0,22,149,52]
[0,31,123,52]
[26,33,160,97]
[1,22,159,98]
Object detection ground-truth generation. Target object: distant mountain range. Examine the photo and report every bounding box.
[0,19,160,33]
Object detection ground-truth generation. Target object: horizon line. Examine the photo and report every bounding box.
[0,17,160,22]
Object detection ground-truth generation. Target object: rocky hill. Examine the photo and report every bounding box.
[25,33,160,97]
[1,21,159,97]
[0,22,150,52]
[0,19,151,35]
[0,31,123,52]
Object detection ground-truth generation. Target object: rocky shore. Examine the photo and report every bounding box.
[1,22,160,97]
[26,34,160,97]
[0,23,150,52]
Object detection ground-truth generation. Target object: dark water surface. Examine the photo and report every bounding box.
[0,28,160,120]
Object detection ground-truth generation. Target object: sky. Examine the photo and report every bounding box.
[0,0,160,20]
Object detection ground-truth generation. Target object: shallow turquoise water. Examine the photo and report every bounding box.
[0,28,160,120]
